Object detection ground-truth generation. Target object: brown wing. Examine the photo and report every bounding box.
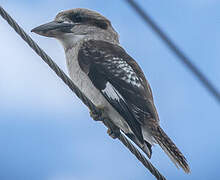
[78,40,159,143]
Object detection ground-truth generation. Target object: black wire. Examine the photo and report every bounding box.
[125,0,220,104]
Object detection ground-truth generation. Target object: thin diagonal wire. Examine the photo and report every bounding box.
[125,0,220,104]
[0,6,166,180]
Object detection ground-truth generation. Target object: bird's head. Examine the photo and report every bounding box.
[31,8,119,48]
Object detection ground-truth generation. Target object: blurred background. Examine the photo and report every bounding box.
[0,0,219,179]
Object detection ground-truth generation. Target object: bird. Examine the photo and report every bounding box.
[31,8,190,173]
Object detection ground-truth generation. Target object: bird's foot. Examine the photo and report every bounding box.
[107,127,120,139]
[90,106,120,139]
[89,106,105,121]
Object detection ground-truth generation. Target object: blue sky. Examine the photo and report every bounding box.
[0,1,219,180]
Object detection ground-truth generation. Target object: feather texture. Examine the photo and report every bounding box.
[78,40,159,143]
[78,39,189,172]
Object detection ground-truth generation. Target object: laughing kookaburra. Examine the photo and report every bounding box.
[31,8,190,173]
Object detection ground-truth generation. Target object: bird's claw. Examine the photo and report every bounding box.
[90,110,102,121]
[90,106,120,139]
[89,106,105,121]
[107,128,120,139]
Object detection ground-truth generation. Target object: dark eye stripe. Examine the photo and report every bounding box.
[67,12,108,29]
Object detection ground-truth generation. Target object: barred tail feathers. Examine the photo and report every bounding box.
[153,126,190,173]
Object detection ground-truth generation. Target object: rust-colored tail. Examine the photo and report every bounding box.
[153,126,190,173]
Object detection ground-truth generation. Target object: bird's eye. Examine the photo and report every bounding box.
[74,16,82,23]
[68,13,83,23]
[57,20,72,24]
[57,20,64,23]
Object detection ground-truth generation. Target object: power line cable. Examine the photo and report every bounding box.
[125,0,220,104]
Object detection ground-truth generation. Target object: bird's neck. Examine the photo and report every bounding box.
[58,31,119,52]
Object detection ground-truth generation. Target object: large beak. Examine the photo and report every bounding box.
[31,21,74,37]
